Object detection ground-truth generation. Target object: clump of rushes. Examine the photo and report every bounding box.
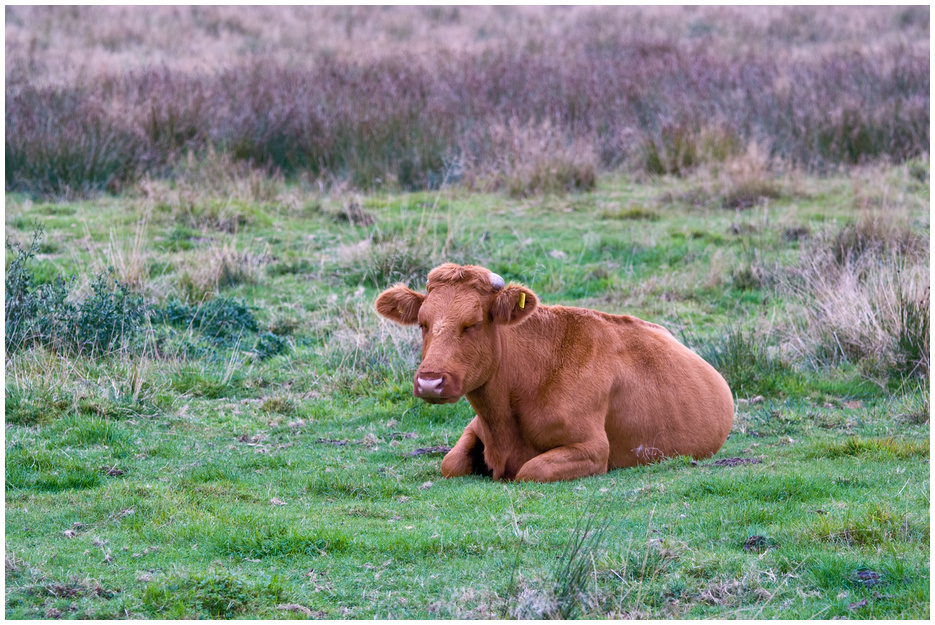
[682,326,797,398]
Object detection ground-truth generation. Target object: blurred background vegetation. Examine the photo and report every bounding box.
[5,5,929,198]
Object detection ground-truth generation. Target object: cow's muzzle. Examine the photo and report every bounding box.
[414,372,461,403]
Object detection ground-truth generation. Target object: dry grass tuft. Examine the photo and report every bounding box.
[334,236,436,291]
[426,587,499,619]
[639,124,743,177]
[103,219,150,293]
[718,142,784,209]
[171,149,285,203]
[698,577,774,608]
[5,552,27,576]
[661,141,786,209]
[784,252,927,374]
[464,120,598,197]
[331,206,484,290]
[509,584,561,620]
[174,239,267,303]
[775,165,929,377]
[778,221,928,377]
[139,149,289,232]
[327,199,376,227]
[831,207,928,266]
[320,293,421,393]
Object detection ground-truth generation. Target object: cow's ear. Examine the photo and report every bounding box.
[375,285,425,325]
[490,285,537,326]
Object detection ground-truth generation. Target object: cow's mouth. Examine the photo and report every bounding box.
[420,396,461,405]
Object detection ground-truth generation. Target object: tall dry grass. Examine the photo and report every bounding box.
[462,119,598,196]
[174,239,268,304]
[777,183,930,379]
[5,6,929,197]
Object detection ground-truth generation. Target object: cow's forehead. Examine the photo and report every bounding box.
[421,284,485,321]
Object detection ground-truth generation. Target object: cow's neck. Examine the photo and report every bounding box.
[465,384,524,479]
[464,320,521,420]
[464,320,542,478]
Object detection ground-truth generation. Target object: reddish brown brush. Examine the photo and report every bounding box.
[6,7,928,196]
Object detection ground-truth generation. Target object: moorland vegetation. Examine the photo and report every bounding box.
[5,6,930,619]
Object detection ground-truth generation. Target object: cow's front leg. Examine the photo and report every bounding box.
[514,438,610,483]
[441,417,492,478]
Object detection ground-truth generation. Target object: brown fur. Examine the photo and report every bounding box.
[375,263,734,482]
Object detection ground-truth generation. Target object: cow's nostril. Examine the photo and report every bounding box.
[416,376,445,397]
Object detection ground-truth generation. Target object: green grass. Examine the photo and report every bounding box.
[4,167,930,619]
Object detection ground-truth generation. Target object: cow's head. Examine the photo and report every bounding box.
[375,263,537,403]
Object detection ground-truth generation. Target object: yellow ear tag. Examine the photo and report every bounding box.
[519,292,526,309]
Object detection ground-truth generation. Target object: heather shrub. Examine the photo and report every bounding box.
[6,228,284,362]
[6,229,70,353]
[4,10,929,196]
[5,85,148,197]
[154,297,259,340]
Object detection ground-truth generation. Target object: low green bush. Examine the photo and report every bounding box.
[6,228,146,356]
[6,228,286,362]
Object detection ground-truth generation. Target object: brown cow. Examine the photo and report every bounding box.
[375,263,734,482]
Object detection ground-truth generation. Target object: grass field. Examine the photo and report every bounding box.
[4,5,930,621]
[5,160,930,619]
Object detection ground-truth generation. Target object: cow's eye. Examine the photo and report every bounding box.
[419,322,428,334]
[462,323,480,335]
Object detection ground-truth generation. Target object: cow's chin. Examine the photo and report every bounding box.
[420,396,461,405]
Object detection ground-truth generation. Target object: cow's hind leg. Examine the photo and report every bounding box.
[515,439,610,483]
[441,417,491,478]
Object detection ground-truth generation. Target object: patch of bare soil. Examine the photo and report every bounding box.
[407,446,451,457]
[712,457,763,467]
